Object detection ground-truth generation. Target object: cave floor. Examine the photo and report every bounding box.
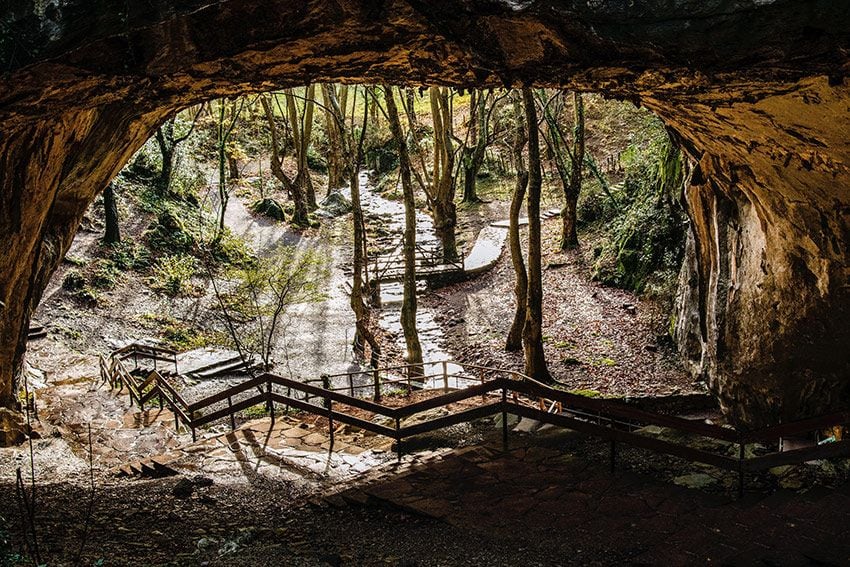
[4,424,850,566]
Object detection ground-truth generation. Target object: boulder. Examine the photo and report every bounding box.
[318,191,352,218]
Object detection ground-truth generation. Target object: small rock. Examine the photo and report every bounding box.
[172,478,194,498]
[672,473,718,490]
[193,475,214,488]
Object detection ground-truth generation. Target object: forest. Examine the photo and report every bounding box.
[55,85,689,396]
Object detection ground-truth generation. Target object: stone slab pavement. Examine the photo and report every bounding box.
[336,443,850,565]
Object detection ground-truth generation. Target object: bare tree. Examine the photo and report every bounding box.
[521,87,551,381]
[506,92,528,352]
[154,105,203,192]
[284,86,318,209]
[260,94,309,226]
[538,90,585,249]
[383,85,423,368]
[322,84,350,194]
[213,98,245,239]
[324,84,382,367]
[205,244,327,373]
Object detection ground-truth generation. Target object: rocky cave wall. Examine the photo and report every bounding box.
[1,0,849,428]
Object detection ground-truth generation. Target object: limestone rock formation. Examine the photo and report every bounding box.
[1,0,849,432]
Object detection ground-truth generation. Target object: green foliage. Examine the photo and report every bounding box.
[123,146,160,181]
[366,136,399,175]
[306,145,327,172]
[90,259,120,289]
[64,254,86,267]
[585,124,687,295]
[168,166,206,202]
[62,269,86,291]
[208,228,252,265]
[143,205,199,256]
[140,313,219,350]
[150,254,197,296]
[106,240,151,271]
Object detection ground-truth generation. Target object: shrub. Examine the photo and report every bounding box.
[150,254,197,296]
[143,206,198,255]
[107,240,151,271]
[90,259,121,289]
[62,269,86,291]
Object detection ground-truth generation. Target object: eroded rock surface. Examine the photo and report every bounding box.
[1,0,849,429]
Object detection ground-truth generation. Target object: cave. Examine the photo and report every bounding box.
[1,0,849,430]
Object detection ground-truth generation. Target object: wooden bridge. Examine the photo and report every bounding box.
[102,343,850,496]
[370,241,465,284]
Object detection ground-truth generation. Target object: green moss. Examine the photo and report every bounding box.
[250,198,286,221]
[567,389,602,398]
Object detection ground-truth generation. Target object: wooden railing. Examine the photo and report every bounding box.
[371,241,465,283]
[102,350,850,496]
[111,342,179,374]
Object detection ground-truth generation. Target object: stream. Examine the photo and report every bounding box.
[347,171,466,386]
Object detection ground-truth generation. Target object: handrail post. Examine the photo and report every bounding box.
[322,375,334,453]
[228,396,235,431]
[501,387,508,451]
[479,368,485,401]
[267,379,275,425]
[738,440,746,499]
[373,367,381,403]
[395,417,402,463]
[442,361,448,392]
[328,399,335,453]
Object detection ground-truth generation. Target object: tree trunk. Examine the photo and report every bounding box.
[384,85,423,368]
[263,94,309,227]
[462,89,488,204]
[102,181,121,244]
[155,118,176,192]
[561,91,584,249]
[521,87,551,381]
[228,154,240,180]
[322,84,347,194]
[284,87,317,217]
[506,93,528,352]
[429,86,458,261]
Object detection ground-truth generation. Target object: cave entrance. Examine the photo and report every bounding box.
[2,2,850,433]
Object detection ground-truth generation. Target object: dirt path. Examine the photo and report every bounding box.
[425,218,698,398]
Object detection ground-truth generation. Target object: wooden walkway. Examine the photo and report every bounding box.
[370,241,464,283]
[103,343,850,496]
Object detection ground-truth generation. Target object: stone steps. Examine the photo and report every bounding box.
[114,452,181,479]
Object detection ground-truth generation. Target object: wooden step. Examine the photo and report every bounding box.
[190,359,256,379]
[186,354,245,376]
[27,326,47,340]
